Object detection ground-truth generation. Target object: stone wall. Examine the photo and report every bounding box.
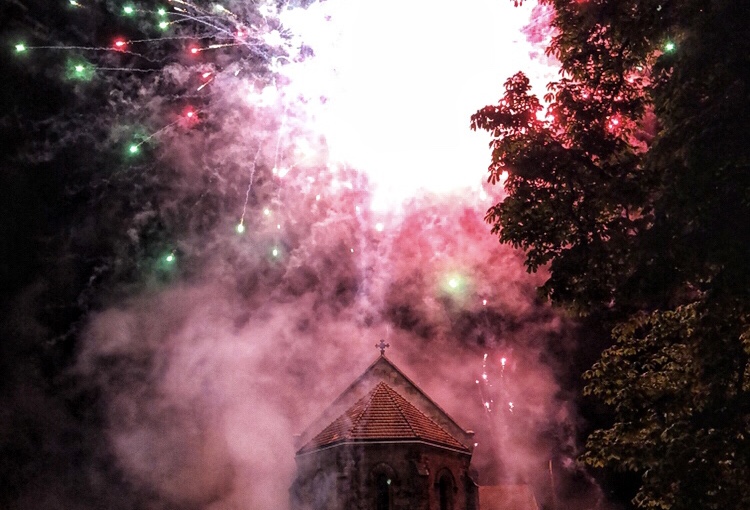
[291,442,477,510]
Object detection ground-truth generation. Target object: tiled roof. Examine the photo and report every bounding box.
[298,381,469,454]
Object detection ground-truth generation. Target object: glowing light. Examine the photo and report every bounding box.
[128,144,139,154]
[350,248,354,253]
[165,253,175,263]
[189,46,200,55]
[263,207,271,216]
[277,224,281,230]
[664,41,676,52]
[113,39,127,50]
[482,373,488,380]
[236,223,245,234]
[315,194,321,201]
[375,222,384,232]
[201,71,212,79]
[271,247,279,257]
[442,273,469,296]
[69,0,81,6]
[482,299,487,306]
[157,7,166,16]
[501,357,507,367]
[14,43,26,53]
[67,59,94,80]
[279,0,556,209]
[158,21,169,29]
[122,5,134,15]
[264,29,283,47]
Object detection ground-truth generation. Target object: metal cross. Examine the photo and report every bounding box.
[376,339,390,356]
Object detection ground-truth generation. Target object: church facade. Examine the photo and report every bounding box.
[290,350,479,510]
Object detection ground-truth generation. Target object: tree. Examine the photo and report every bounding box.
[472,0,750,508]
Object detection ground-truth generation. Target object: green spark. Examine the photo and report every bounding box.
[236,223,245,234]
[664,41,675,52]
[165,253,175,263]
[15,43,26,53]
[123,5,134,15]
[157,7,166,15]
[66,59,94,80]
[128,144,139,154]
[158,20,169,29]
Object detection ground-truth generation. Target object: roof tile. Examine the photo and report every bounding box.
[299,382,469,453]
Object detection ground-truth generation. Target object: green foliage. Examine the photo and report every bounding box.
[473,0,750,507]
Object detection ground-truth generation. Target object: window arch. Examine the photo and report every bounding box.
[436,469,455,510]
[369,463,397,510]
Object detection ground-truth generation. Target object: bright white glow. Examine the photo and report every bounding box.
[281,0,555,210]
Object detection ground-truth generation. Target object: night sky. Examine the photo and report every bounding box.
[0,1,622,508]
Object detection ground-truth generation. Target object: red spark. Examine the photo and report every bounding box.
[113,39,127,51]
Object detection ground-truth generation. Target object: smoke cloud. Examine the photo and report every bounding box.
[1,0,613,508]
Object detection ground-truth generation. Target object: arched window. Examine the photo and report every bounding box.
[436,471,454,510]
[370,463,396,510]
[375,472,391,510]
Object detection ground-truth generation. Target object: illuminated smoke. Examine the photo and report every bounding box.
[5,0,608,508]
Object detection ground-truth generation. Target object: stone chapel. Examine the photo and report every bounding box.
[290,343,539,510]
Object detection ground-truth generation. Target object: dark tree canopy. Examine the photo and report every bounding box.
[472,0,750,508]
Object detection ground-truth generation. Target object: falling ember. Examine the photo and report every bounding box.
[235,223,245,234]
[501,357,507,367]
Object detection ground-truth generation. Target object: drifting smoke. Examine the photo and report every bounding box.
[2,0,610,509]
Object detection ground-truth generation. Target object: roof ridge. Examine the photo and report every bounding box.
[347,383,381,437]
[385,383,469,450]
[381,382,420,438]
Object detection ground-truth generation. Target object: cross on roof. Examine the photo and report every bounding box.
[376,339,390,356]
